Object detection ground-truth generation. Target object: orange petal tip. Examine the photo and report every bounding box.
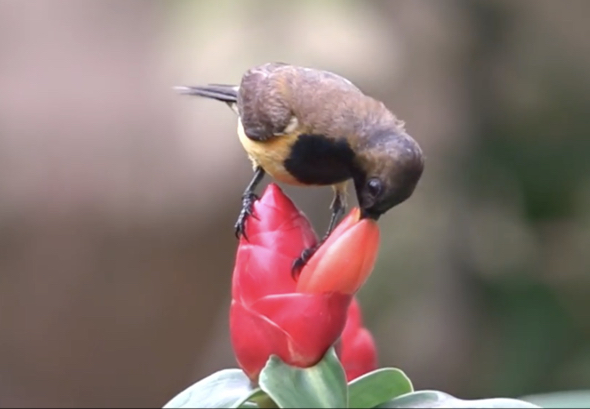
[296,216,380,295]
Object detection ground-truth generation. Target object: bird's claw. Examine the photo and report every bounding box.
[234,192,259,240]
[291,244,320,279]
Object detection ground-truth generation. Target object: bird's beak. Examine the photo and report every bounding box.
[360,208,381,221]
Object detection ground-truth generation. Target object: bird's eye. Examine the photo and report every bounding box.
[366,178,383,198]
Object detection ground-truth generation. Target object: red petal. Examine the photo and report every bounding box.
[242,184,317,251]
[297,217,380,294]
[251,292,352,368]
[340,327,378,381]
[229,300,291,382]
[340,298,378,381]
[232,184,317,304]
[343,297,364,329]
[232,243,298,306]
[312,208,361,260]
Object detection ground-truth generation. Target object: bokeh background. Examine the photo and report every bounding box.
[1,0,589,407]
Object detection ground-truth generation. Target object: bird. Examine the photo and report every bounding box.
[175,62,424,276]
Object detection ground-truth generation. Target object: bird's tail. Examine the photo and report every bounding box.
[174,84,238,103]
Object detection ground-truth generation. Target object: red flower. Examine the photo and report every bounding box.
[339,298,378,381]
[229,184,380,382]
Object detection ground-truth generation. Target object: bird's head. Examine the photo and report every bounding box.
[353,128,424,220]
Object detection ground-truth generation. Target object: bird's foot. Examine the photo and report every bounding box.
[291,243,321,279]
[234,192,259,240]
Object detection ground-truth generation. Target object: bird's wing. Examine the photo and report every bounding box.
[174,84,239,115]
[175,78,289,143]
[236,65,297,142]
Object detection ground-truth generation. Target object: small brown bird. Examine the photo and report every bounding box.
[176,62,424,274]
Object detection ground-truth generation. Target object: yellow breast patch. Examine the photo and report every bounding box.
[237,119,304,186]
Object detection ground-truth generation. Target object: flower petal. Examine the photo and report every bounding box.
[343,296,364,330]
[251,292,352,367]
[310,208,361,262]
[232,243,298,306]
[229,300,292,382]
[340,298,378,381]
[232,184,317,304]
[243,184,317,254]
[296,217,380,294]
[340,327,378,381]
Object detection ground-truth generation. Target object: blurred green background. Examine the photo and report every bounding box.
[0,0,589,407]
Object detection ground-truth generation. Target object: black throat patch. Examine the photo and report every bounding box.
[284,134,355,185]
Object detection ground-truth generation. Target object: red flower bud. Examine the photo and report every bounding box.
[339,297,378,381]
[229,184,380,382]
[296,208,380,295]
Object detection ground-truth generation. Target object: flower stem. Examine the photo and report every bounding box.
[253,394,278,408]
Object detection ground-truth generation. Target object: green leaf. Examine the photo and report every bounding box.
[377,390,541,408]
[520,390,590,408]
[348,368,413,408]
[258,347,348,408]
[163,369,257,408]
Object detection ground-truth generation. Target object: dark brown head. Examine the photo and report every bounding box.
[353,129,424,220]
